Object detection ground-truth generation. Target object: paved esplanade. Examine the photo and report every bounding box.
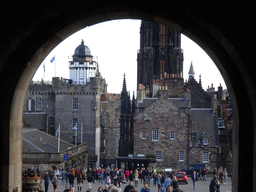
[44,176,231,192]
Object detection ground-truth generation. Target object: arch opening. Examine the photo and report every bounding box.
[6,11,247,192]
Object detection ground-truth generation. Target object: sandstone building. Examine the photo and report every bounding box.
[131,21,232,171]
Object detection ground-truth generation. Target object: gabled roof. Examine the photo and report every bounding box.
[23,129,74,153]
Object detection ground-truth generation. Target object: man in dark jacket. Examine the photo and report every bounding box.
[191,171,197,190]
[124,181,135,192]
[209,176,216,192]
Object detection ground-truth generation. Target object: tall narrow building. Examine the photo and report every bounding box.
[137,21,184,97]
[119,74,135,157]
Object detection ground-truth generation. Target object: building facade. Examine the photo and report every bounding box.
[133,21,231,172]
[134,90,189,169]
[23,40,107,168]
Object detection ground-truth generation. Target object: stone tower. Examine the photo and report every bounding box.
[137,21,184,97]
[69,40,97,85]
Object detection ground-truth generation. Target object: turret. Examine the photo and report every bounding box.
[188,61,195,81]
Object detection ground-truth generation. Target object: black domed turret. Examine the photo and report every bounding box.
[73,39,91,57]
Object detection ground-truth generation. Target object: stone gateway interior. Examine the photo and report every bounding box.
[0,2,254,192]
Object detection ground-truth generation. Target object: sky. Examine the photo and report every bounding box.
[33,19,226,94]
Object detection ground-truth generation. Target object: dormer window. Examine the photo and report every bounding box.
[203,138,209,145]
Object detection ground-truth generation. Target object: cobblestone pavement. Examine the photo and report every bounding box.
[44,176,231,192]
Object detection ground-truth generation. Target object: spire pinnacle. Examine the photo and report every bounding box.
[188,61,195,81]
[122,74,127,93]
[188,61,195,75]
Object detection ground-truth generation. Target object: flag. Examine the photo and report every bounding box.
[72,124,77,131]
[55,125,60,138]
[43,62,45,72]
[50,56,55,63]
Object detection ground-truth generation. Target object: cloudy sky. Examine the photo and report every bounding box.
[33,19,226,94]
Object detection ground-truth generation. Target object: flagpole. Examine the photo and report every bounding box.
[81,123,83,144]
[75,123,77,146]
[54,56,56,77]
[58,124,60,152]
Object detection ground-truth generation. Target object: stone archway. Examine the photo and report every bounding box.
[1,2,254,192]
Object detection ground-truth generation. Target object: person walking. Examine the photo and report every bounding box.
[202,168,206,181]
[134,170,139,187]
[124,181,135,192]
[125,169,130,182]
[68,171,75,189]
[87,167,93,190]
[216,178,221,192]
[146,168,152,187]
[163,175,172,191]
[172,176,179,190]
[77,171,83,191]
[191,171,197,190]
[223,168,227,185]
[209,176,216,192]
[60,169,66,185]
[44,172,50,192]
[52,174,58,192]
[140,182,150,192]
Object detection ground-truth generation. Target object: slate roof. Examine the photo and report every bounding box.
[189,109,218,146]
[23,129,74,153]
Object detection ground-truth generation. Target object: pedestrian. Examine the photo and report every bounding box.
[216,178,220,192]
[166,185,172,192]
[163,175,172,191]
[98,186,103,191]
[124,181,135,192]
[61,169,66,185]
[134,170,139,187]
[191,171,197,190]
[38,181,43,192]
[87,167,93,190]
[202,168,206,181]
[68,172,75,189]
[209,176,216,192]
[223,168,227,184]
[140,182,150,192]
[125,169,130,182]
[172,176,179,190]
[146,168,152,187]
[129,170,134,182]
[55,168,60,179]
[77,171,83,191]
[44,172,50,192]
[52,174,58,192]
[103,184,109,192]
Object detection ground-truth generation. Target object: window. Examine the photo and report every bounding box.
[179,151,185,161]
[170,131,175,140]
[35,97,42,110]
[141,131,146,139]
[27,98,31,111]
[73,118,78,129]
[203,138,209,145]
[156,151,162,161]
[192,131,197,137]
[73,98,78,110]
[152,129,159,141]
[203,152,209,163]
[146,114,150,120]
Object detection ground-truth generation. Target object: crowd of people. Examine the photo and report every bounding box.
[39,166,228,192]
[41,167,185,192]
